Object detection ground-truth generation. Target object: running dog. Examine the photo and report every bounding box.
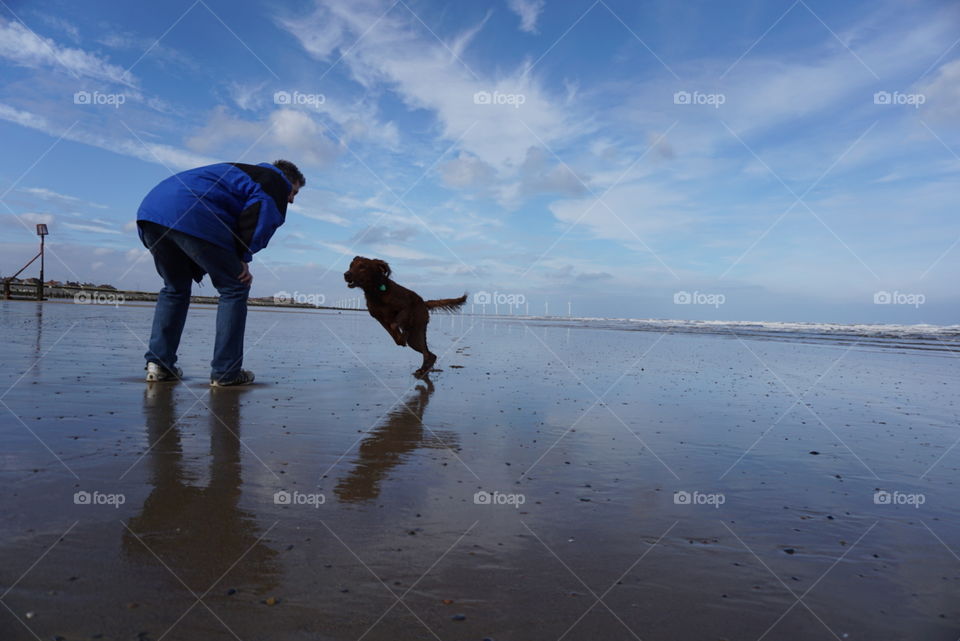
[344,256,466,377]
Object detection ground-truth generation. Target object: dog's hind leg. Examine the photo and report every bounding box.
[407,326,436,377]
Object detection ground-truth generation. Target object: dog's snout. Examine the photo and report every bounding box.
[343,271,352,280]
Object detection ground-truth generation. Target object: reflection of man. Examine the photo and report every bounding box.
[124,385,277,594]
[137,160,305,386]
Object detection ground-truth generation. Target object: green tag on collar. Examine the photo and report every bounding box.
[378,284,387,291]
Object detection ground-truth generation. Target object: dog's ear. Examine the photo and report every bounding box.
[373,259,391,278]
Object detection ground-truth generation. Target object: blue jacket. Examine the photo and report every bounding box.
[137,162,292,262]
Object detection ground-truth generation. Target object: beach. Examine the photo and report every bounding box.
[1,299,958,640]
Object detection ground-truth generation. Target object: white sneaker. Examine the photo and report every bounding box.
[210,370,255,387]
[146,362,182,382]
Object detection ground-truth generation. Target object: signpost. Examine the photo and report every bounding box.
[36,224,48,300]
[2,224,49,301]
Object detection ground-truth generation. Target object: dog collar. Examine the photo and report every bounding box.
[378,284,387,291]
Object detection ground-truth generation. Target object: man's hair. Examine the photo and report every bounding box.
[272,159,305,187]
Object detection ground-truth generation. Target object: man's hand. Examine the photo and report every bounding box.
[238,262,253,287]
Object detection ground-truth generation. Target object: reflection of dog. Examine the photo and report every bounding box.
[344,256,466,377]
[336,379,456,502]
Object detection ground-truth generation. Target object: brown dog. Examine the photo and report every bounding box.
[344,256,467,377]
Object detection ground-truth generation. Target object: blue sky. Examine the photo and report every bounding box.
[0,0,958,323]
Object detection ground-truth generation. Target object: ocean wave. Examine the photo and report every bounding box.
[470,315,960,350]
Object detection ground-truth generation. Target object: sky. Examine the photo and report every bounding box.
[0,0,958,324]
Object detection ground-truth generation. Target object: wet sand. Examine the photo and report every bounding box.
[1,300,958,640]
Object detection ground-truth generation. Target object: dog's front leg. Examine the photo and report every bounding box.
[389,322,407,346]
[375,317,405,346]
[370,313,404,346]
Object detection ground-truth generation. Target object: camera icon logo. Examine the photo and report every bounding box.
[73,91,91,105]
[473,291,491,305]
[673,91,691,105]
[874,490,891,505]
[673,291,692,304]
[873,91,891,105]
[873,291,892,304]
[473,491,492,505]
[274,291,290,304]
[673,490,691,505]
[74,490,92,505]
[274,490,291,505]
[274,91,291,105]
[473,91,492,105]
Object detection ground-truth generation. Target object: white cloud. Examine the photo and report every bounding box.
[96,29,197,72]
[917,59,960,122]
[271,109,341,165]
[539,260,615,283]
[20,187,107,209]
[34,13,81,42]
[0,18,135,85]
[548,181,693,246]
[517,146,587,197]
[278,0,575,172]
[64,222,121,234]
[287,203,350,226]
[0,102,215,170]
[16,212,55,226]
[506,0,545,34]
[186,106,343,167]
[319,240,354,255]
[0,102,47,129]
[371,243,431,260]
[440,153,496,189]
[228,81,267,111]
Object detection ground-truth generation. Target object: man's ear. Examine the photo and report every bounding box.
[373,259,391,278]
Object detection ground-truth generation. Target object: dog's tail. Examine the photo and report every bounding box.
[426,293,468,313]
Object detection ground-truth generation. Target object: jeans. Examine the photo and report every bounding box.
[139,221,249,381]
